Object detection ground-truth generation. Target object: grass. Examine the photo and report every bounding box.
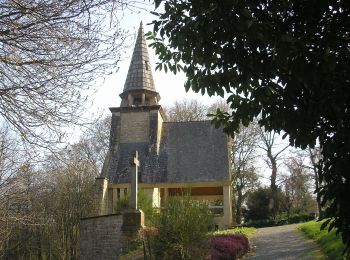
[297,220,348,260]
[211,226,256,237]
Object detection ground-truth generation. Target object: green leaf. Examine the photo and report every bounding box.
[154,0,162,9]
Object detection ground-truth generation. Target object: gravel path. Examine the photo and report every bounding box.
[245,224,324,260]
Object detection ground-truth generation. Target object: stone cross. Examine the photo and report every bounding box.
[129,151,139,210]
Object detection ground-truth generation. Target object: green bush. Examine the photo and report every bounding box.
[244,213,315,228]
[150,196,214,259]
[115,189,155,225]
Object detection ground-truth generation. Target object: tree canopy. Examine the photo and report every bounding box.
[148,0,350,252]
[0,0,130,149]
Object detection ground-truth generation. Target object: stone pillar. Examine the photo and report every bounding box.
[141,93,146,105]
[94,177,109,215]
[223,185,233,228]
[130,151,139,210]
[128,94,134,106]
[112,189,118,213]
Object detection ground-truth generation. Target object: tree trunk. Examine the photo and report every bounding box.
[309,148,323,218]
[268,149,278,219]
[236,186,243,224]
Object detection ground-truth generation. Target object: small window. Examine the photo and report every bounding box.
[134,98,142,106]
[145,60,149,70]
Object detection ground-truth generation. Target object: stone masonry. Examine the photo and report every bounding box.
[80,214,123,260]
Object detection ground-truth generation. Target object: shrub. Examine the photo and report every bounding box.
[288,213,315,223]
[115,189,155,225]
[139,227,159,260]
[150,196,214,259]
[210,234,249,260]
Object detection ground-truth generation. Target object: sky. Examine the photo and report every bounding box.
[91,3,215,117]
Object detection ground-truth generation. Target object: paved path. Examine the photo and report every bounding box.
[245,224,324,260]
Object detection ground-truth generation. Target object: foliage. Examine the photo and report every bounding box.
[298,221,348,259]
[148,0,350,253]
[115,189,155,225]
[287,213,315,224]
[245,187,274,221]
[211,227,256,237]
[139,227,159,260]
[148,196,214,259]
[210,234,249,260]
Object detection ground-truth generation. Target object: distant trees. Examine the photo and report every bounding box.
[0,116,110,259]
[164,99,208,122]
[245,187,274,222]
[245,148,318,224]
[257,128,289,219]
[284,157,317,216]
[232,123,260,224]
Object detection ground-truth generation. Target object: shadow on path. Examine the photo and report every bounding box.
[245,224,324,260]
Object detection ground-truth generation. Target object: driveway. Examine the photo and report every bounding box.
[245,224,325,260]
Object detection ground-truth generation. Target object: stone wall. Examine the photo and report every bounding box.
[80,214,123,260]
[80,211,144,260]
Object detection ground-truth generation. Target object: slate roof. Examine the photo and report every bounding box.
[107,121,231,184]
[122,22,156,94]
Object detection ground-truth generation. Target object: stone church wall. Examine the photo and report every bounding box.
[120,112,149,143]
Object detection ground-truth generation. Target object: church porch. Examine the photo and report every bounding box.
[108,181,232,229]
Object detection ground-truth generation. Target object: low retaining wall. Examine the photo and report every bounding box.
[80,214,123,260]
[79,210,144,260]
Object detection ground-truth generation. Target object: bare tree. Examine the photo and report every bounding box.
[0,0,133,149]
[164,99,208,122]
[0,126,30,254]
[232,123,260,224]
[0,115,111,259]
[77,115,111,173]
[284,156,317,216]
[207,99,230,115]
[258,128,290,219]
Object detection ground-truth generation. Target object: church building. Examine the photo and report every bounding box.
[95,23,233,228]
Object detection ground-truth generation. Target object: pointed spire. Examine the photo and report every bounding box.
[122,22,157,94]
